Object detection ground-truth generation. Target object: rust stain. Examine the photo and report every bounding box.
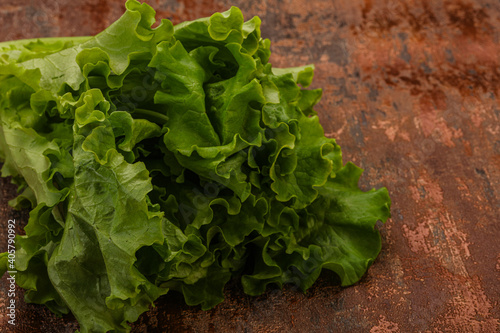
[402,178,472,276]
[408,185,420,202]
[370,315,399,333]
[402,221,431,254]
[0,5,22,13]
[436,277,500,332]
[418,177,443,204]
[463,141,473,156]
[444,0,490,37]
[89,0,111,32]
[437,212,471,273]
[414,92,463,147]
[454,177,472,200]
[362,0,372,20]
[352,0,500,97]
[374,117,412,142]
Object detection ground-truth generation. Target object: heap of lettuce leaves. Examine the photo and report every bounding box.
[0,1,390,332]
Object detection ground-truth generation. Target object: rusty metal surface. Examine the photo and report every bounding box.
[1,0,499,332]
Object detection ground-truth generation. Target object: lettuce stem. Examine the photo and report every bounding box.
[0,36,91,49]
[131,108,169,125]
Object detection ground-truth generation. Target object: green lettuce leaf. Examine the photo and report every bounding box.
[0,1,391,332]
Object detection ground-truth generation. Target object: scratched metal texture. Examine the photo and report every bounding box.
[0,0,499,332]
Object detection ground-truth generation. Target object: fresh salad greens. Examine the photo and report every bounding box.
[0,1,391,332]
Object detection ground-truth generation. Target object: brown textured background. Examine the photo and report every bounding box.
[0,0,499,332]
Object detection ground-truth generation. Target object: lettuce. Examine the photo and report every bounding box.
[0,1,391,332]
